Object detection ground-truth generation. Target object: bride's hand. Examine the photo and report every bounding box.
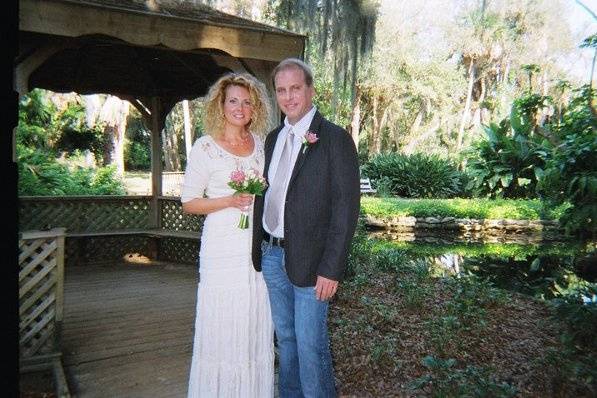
[229,193,253,211]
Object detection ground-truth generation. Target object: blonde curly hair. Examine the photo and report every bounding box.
[203,73,273,137]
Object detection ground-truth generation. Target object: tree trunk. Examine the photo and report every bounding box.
[371,95,380,154]
[349,86,361,149]
[162,126,181,172]
[457,60,476,152]
[99,96,129,175]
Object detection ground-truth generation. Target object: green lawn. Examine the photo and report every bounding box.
[360,196,570,220]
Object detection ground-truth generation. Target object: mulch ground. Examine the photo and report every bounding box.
[329,268,594,397]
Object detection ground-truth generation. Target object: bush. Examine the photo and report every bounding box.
[16,90,125,196]
[537,86,597,236]
[124,117,151,170]
[362,152,464,198]
[465,115,548,199]
[18,146,125,196]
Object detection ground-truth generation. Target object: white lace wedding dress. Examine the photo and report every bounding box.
[181,134,274,398]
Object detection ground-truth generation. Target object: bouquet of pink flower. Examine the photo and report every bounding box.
[228,168,268,229]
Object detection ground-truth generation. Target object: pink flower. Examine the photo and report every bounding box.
[302,131,319,153]
[230,170,246,184]
[304,131,319,144]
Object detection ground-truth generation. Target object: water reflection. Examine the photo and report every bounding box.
[374,232,596,301]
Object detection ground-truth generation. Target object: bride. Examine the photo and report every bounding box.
[181,73,274,397]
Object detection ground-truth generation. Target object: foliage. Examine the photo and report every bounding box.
[335,233,595,395]
[550,279,597,350]
[346,220,376,281]
[538,85,597,236]
[17,89,125,196]
[362,152,464,198]
[466,95,551,198]
[53,102,105,156]
[18,146,125,195]
[410,356,517,397]
[360,196,567,220]
[124,116,151,170]
[546,278,597,395]
[379,241,583,260]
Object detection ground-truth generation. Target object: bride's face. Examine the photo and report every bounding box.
[222,85,253,129]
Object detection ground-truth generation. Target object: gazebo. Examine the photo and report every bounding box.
[16,0,305,395]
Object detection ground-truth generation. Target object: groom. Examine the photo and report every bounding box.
[252,58,360,397]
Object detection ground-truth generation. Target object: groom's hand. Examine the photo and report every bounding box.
[315,276,338,301]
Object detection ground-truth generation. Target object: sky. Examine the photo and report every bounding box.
[379,0,596,83]
[564,0,596,81]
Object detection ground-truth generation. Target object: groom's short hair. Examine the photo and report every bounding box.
[272,58,314,87]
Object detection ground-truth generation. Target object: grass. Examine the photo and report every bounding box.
[361,196,571,220]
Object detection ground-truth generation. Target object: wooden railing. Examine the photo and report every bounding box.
[19,196,203,265]
[19,228,70,396]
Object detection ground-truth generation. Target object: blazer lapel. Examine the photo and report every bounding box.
[264,125,283,182]
[289,111,324,185]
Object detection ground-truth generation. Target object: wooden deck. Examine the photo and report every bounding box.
[62,262,198,397]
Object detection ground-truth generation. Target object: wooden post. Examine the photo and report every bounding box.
[54,228,66,351]
[149,97,162,259]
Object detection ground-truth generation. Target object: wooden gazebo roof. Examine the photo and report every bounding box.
[16,0,305,195]
[17,0,305,100]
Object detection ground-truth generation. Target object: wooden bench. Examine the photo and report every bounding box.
[360,178,377,194]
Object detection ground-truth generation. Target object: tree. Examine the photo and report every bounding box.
[98,96,130,175]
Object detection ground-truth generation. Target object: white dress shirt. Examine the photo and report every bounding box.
[263,106,317,238]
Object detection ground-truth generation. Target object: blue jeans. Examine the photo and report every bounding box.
[261,242,336,398]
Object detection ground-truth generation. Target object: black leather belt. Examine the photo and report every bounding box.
[263,231,285,247]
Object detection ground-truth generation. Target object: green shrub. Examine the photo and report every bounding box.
[362,152,464,198]
[124,117,151,170]
[537,86,597,236]
[465,116,548,199]
[16,90,126,196]
[18,146,125,196]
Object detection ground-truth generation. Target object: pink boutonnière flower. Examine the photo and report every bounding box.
[302,131,319,154]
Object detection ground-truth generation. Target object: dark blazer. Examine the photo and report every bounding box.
[251,111,360,287]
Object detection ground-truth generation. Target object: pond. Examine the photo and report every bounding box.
[369,233,597,302]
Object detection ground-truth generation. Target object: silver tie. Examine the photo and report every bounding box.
[265,129,295,232]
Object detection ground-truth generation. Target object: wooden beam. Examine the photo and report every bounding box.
[14,41,73,96]
[150,97,162,230]
[20,0,305,62]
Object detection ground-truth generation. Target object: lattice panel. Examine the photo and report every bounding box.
[69,236,153,264]
[158,237,199,265]
[19,232,65,359]
[160,198,204,232]
[19,197,152,233]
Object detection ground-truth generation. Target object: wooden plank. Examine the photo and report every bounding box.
[19,275,55,317]
[20,257,56,299]
[60,263,198,396]
[55,233,65,324]
[19,240,57,281]
[20,228,66,241]
[20,307,55,348]
[52,358,71,398]
[18,238,48,266]
[24,322,55,359]
[20,292,56,332]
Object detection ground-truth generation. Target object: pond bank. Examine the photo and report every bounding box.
[363,214,566,243]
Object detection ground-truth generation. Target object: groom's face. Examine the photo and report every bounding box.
[274,66,315,125]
